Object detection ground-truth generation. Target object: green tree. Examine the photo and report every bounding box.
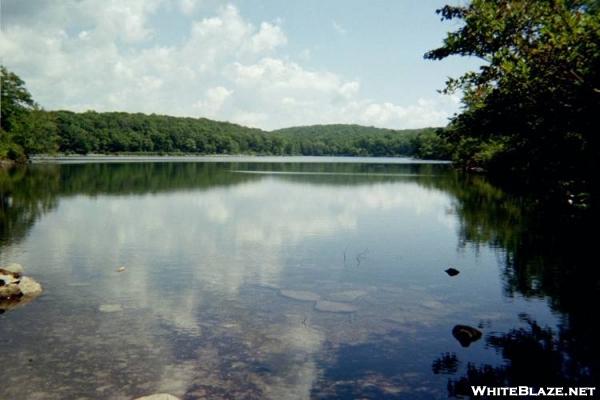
[1,66,35,132]
[1,66,59,159]
[425,0,600,193]
[10,108,59,155]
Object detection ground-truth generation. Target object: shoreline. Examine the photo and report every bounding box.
[29,154,452,165]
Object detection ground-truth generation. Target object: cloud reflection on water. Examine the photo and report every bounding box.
[0,165,557,399]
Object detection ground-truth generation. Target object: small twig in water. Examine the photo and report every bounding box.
[355,248,369,268]
[343,245,349,267]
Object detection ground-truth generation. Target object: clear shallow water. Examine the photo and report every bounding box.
[0,159,597,399]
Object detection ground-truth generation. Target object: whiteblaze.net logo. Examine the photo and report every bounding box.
[471,386,597,397]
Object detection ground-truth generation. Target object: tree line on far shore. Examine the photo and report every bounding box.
[0,66,450,161]
[50,111,450,158]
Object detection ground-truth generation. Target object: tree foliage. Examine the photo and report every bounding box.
[426,0,600,193]
[11,109,59,155]
[1,66,59,160]
[1,66,35,132]
[272,125,451,158]
[1,66,451,161]
[49,111,450,159]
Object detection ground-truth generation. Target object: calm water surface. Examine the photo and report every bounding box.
[0,157,597,399]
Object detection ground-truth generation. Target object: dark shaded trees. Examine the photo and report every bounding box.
[1,66,35,132]
[426,0,600,199]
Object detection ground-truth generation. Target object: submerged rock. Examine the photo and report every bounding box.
[0,268,21,287]
[134,394,180,400]
[0,263,43,313]
[68,282,91,287]
[99,304,123,313]
[16,276,42,297]
[327,290,368,302]
[445,267,460,277]
[255,282,280,290]
[2,263,24,277]
[0,282,21,298]
[452,325,482,347]
[279,289,321,302]
[314,300,357,313]
[0,275,43,313]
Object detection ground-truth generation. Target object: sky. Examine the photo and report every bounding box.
[0,0,479,130]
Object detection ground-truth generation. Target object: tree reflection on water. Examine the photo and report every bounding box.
[1,161,598,397]
[431,173,599,397]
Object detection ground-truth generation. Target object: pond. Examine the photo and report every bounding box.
[0,157,597,399]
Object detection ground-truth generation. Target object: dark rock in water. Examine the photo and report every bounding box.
[445,267,460,277]
[452,325,482,347]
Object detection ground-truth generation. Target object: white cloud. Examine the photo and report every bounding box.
[298,48,312,62]
[332,20,347,35]
[339,81,360,98]
[179,0,200,15]
[359,98,452,128]
[206,86,233,106]
[193,86,233,117]
[230,58,343,93]
[246,22,288,53]
[0,1,455,129]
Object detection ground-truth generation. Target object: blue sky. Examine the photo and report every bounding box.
[1,0,479,130]
[237,0,478,102]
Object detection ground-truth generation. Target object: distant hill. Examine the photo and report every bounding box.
[272,124,429,138]
[49,111,450,159]
[51,110,268,155]
[271,124,449,158]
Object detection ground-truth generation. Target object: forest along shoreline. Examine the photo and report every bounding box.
[27,154,453,164]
